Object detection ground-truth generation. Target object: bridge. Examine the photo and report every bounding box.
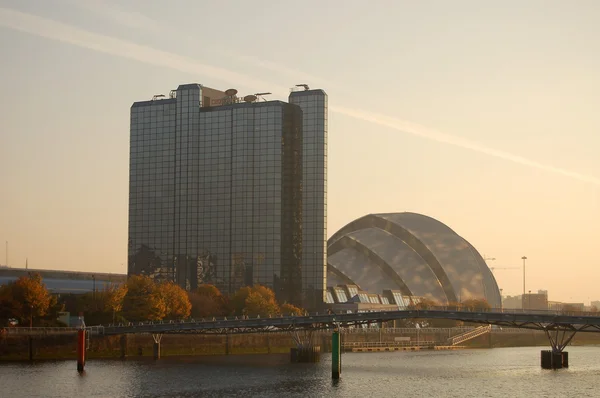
[6,307,599,374]
[90,308,600,335]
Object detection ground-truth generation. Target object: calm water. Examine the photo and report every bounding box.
[2,347,600,397]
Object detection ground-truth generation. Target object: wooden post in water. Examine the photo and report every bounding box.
[120,334,127,359]
[77,330,86,372]
[28,337,33,361]
[332,330,341,379]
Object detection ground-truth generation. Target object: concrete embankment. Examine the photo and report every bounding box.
[3,328,600,361]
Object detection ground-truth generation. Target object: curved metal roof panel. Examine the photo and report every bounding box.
[328,248,400,294]
[345,228,448,303]
[376,212,487,302]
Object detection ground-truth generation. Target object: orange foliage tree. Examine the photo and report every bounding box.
[230,286,253,315]
[104,283,128,316]
[158,281,191,319]
[279,302,305,316]
[122,275,166,321]
[245,290,280,317]
[229,284,280,317]
[0,273,51,326]
[189,284,226,318]
[461,298,491,311]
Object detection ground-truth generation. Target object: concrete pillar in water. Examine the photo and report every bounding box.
[152,334,162,360]
[77,330,86,372]
[541,350,552,369]
[332,330,341,379]
[552,352,563,369]
[153,342,160,360]
[290,346,321,363]
[541,350,567,369]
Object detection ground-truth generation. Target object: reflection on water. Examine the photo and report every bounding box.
[2,347,600,397]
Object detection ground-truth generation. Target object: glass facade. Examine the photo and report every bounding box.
[129,84,305,306]
[289,89,328,309]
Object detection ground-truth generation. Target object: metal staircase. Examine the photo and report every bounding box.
[447,325,491,346]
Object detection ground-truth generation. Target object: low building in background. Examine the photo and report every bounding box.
[503,295,523,309]
[549,301,585,312]
[0,268,126,295]
[522,291,548,311]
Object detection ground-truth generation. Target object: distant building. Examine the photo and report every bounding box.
[522,292,548,311]
[0,268,126,294]
[549,302,585,312]
[128,84,327,308]
[503,295,523,309]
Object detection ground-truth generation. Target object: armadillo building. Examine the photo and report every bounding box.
[327,212,501,308]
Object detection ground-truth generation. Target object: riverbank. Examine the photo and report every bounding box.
[3,328,600,361]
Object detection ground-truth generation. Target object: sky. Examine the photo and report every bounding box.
[0,0,599,303]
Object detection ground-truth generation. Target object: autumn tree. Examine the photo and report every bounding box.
[230,284,280,317]
[157,281,191,320]
[245,291,279,317]
[189,284,226,318]
[407,297,462,327]
[279,302,305,316]
[0,273,51,326]
[104,283,128,316]
[461,298,491,311]
[122,275,166,321]
[197,284,222,299]
[230,286,253,315]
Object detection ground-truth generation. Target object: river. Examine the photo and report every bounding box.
[1,346,599,397]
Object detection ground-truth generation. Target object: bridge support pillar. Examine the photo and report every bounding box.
[152,334,162,360]
[77,329,86,372]
[541,350,568,369]
[332,330,341,379]
[542,328,575,369]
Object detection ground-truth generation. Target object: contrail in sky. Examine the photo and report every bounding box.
[1,7,599,186]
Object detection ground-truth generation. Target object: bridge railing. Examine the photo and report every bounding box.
[342,341,436,348]
[326,306,598,318]
[2,326,104,336]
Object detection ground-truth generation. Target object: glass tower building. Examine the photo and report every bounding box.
[289,89,328,309]
[128,83,326,307]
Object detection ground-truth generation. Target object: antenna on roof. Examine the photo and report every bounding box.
[152,94,165,101]
[295,84,310,91]
[225,88,238,97]
[255,92,272,101]
[243,95,257,103]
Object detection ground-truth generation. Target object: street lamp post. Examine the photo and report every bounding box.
[521,256,528,296]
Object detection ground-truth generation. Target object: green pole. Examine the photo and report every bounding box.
[332,330,341,379]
